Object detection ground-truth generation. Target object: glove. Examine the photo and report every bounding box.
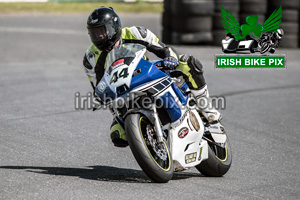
[163,56,179,70]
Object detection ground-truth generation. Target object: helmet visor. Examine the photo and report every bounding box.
[276,32,282,39]
[88,22,116,48]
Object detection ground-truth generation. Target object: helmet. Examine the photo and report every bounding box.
[87,7,122,51]
[276,29,284,39]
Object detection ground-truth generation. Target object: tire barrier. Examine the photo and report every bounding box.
[213,12,239,30]
[171,0,215,16]
[212,0,240,45]
[163,0,300,48]
[281,34,299,48]
[271,0,300,10]
[162,0,214,44]
[239,0,267,29]
[215,0,239,13]
[171,31,213,45]
[212,30,227,46]
[282,9,299,22]
[172,15,212,32]
[240,0,268,14]
[268,0,300,48]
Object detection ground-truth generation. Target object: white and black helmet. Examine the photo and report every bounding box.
[87,7,122,51]
[276,29,284,39]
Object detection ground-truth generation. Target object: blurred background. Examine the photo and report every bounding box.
[163,0,300,48]
[1,0,299,47]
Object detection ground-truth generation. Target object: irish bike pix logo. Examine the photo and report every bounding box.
[215,6,286,69]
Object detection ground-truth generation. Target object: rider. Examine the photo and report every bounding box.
[258,29,284,53]
[83,7,221,147]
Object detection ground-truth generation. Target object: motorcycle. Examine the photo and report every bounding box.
[259,42,276,54]
[258,34,278,54]
[95,43,232,183]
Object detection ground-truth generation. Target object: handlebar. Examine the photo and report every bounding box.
[155,60,164,70]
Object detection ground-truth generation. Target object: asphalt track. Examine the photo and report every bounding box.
[0,13,300,200]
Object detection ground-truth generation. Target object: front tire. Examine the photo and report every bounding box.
[196,137,232,177]
[125,114,174,183]
[260,43,269,54]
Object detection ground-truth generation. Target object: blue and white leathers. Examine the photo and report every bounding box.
[95,43,226,171]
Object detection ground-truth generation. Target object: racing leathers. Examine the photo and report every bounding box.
[83,26,221,147]
[258,32,281,53]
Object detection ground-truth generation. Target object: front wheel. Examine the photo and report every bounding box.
[196,136,232,177]
[260,43,270,54]
[125,114,174,183]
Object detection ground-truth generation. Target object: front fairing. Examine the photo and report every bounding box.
[95,43,146,102]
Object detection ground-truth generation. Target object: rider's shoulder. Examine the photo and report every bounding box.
[122,26,151,40]
[86,44,102,56]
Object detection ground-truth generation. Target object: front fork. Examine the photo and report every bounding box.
[151,103,165,144]
[109,96,165,144]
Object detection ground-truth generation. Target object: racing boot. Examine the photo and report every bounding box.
[110,119,128,147]
[191,85,222,124]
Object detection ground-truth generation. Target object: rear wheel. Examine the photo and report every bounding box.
[125,114,173,183]
[196,135,232,177]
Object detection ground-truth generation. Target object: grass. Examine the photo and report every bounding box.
[0,2,163,14]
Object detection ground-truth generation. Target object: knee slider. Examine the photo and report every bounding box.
[179,54,190,62]
[188,56,203,74]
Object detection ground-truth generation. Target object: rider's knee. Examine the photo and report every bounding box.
[179,54,203,74]
[179,54,189,63]
[177,54,206,89]
[188,56,203,74]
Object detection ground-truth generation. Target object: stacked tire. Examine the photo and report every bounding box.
[268,0,300,48]
[162,0,214,44]
[162,0,173,44]
[212,0,240,46]
[163,0,300,48]
[240,0,267,25]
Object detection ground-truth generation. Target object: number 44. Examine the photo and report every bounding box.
[110,67,129,84]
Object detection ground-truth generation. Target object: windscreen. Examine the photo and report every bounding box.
[106,43,146,74]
